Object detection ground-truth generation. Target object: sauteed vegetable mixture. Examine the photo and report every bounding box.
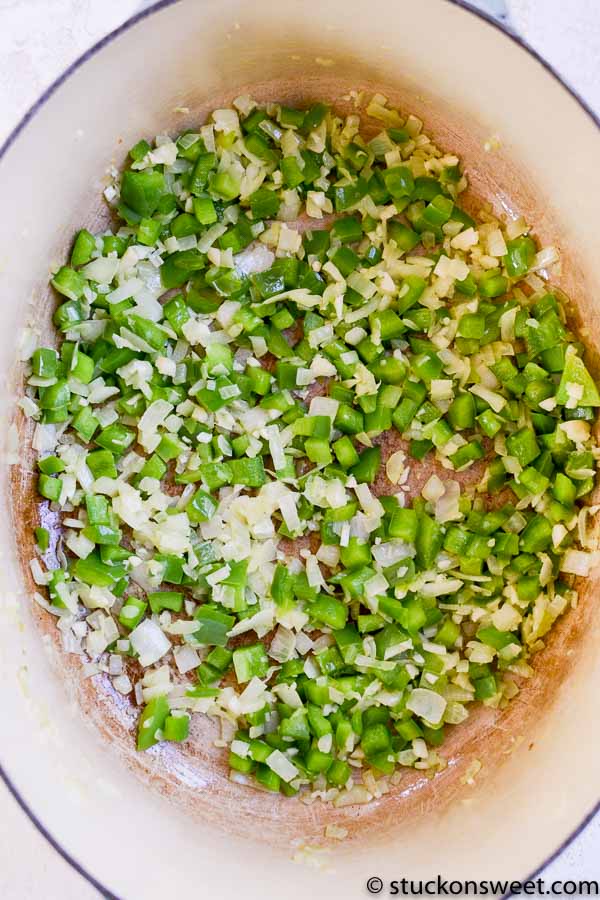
[23,94,600,802]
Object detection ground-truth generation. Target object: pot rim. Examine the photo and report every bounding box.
[2,1,599,895]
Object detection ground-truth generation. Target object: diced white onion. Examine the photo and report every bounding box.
[130,620,171,667]
[265,749,299,782]
[406,688,447,724]
[560,549,600,576]
[470,383,506,413]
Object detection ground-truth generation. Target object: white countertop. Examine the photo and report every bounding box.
[2,1,599,896]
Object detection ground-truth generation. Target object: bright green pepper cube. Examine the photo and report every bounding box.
[506,427,540,466]
[333,178,368,212]
[95,423,135,456]
[127,314,168,351]
[504,236,536,278]
[186,151,216,194]
[154,553,183,584]
[148,591,184,614]
[556,347,600,407]
[446,393,475,431]
[415,514,443,568]
[310,595,348,630]
[38,455,65,476]
[39,379,70,410]
[361,722,391,757]
[368,751,396,775]
[34,526,50,552]
[333,625,362,666]
[370,357,406,386]
[436,618,460,648]
[477,408,503,438]
[280,156,304,188]
[350,446,381,484]
[422,194,454,226]
[137,217,162,246]
[233,643,269,684]
[331,246,360,277]
[229,457,266,487]
[395,718,423,741]
[170,213,201,239]
[425,418,453,449]
[247,738,271,763]
[69,351,94,385]
[553,472,577,506]
[247,364,271,395]
[81,522,121,545]
[119,597,147,630]
[307,704,333,738]
[327,759,351,787]
[305,747,333,774]
[280,708,310,742]
[304,681,330,707]
[411,351,443,383]
[229,751,254,774]
[186,488,217,523]
[450,440,485,469]
[398,595,427,632]
[53,300,84,332]
[199,461,232,490]
[519,514,552,553]
[493,533,520,557]
[383,165,414,199]
[194,606,235,646]
[70,229,96,267]
[51,266,86,301]
[332,216,363,244]
[479,270,509,298]
[371,308,405,342]
[85,494,109,525]
[340,537,372,570]
[121,169,165,217]
[137,454,167,484]
[333,435,360,469]
[137,695,169,750]
[476,626,517,651]
[316,646,345,676]
[518,467,549,495]
[164,714,190,742]
[249,187,280,220]
[86,449,117,479]
[197,662,220,685]
[32,347,58,378]
[333,403,363,435]
[255,763,281,792]
[193,195,218,224]
[564,451,594,480]
[457,313,485,340]
[304,437,332,466]
[210,170,241,201]
[526,311,565,359]
[387,220,420,253]
[474,675,498,701]
[206,646,233,672]
[38,474,62,502]
[516,576,540,603]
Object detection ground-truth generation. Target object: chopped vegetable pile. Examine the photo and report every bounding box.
[22,92,600,804]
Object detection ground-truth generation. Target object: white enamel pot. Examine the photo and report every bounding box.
[2,1,600,897]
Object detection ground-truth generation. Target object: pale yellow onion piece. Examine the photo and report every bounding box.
[406,688,447,725]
